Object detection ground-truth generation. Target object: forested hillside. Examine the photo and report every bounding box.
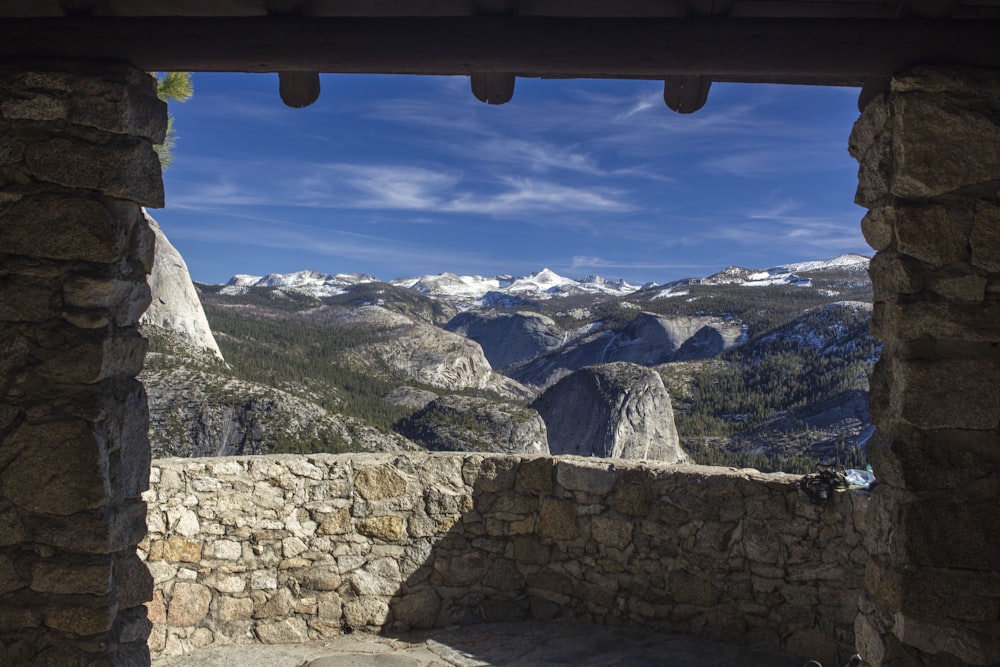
[144,255,878,472]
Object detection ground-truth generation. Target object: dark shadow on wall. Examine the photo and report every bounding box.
[343,454,863,667]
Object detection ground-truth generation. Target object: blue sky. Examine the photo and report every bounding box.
[153,73,869,286]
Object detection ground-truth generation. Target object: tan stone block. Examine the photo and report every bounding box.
[929,273,987,302]
[538,498,579,541]
[218,596,253,622]
[317,509,352,535]
[253,588,293,619]
[515,457,554,494]
[860,208,894,252]
[316,592,343,620]
[147,590,166,624]
[162,536,203,564]
[256,616,309,643]
[298,566,342,592]
[359,516,405,541]
[354,467,407,500]
[166,582,211,627]
[469,456,518,493]
[295,596,318,615]
[893,204,969,267]
[279,557,311,570]
[342,597,389,629]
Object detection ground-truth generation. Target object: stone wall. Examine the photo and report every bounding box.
[142,453,867,665]
[0,62,165,665]
[850,66,1000,666]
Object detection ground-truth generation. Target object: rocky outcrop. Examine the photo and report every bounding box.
[509,313,743,387]
[533,362,687,462]
[143,362,414,458]
[343,306,533,401]
[400,395,548,454]
[445,310,565,369]
[141,212,224,359]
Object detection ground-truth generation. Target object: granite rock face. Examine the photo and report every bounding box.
[141,213,224,360]
[533,362,686,462]
[400,395,549,455]
[445,310,566,370]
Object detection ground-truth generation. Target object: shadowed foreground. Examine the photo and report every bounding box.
[151,621,804,666]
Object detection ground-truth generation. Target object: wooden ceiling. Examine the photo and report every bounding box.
[2,1,998,110]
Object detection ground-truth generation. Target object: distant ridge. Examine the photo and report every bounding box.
[216,254,870,306]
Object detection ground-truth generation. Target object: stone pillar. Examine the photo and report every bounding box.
[0,63,165,664]
[849,66,1000,666]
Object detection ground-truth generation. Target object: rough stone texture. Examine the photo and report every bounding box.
[533,362,687,462]
[400,394,549,455]
[850,66,1000,666]
[142,453,866,666]
[141,212,224,359]
[0,61,165,664]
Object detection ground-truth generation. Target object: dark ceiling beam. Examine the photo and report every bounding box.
[1,16,998,85]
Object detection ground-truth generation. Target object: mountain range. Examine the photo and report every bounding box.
[219,254,869,306]
[138,218,874,472]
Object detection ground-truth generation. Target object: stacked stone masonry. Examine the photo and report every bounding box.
[142,453,868,666]
[0,62,165,665]
[850,66,1000,666]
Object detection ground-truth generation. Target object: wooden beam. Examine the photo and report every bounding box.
[1,16,998,85]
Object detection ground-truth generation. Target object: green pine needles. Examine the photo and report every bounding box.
[152,72,194,169]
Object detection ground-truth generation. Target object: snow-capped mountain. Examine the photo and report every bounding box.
[220,267,639,305]
[658,253,869,292]
[221,270,376,297]
[217,254,868,306]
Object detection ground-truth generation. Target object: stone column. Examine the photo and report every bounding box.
[849,66,1000,666]
[0,63,165,664]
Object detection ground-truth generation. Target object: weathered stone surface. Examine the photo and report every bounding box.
[166,582,211,627]
[143,453,865,666]
[891,92,1000,198]
[0,61,164,666]
[359,516,405,541]
[255,616,309,644]
[854,65,1000,667]
[1,420,109,515]
[355,467,408,500]
[392,588,441,629]
[31,561,110,595]
[971,205,1000,273]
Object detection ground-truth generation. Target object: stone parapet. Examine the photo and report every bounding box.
[850,65,1000,666]
[0,61,165,665]
[143,453,867,666]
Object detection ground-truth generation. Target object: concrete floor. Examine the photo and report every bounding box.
[151,621,810,667]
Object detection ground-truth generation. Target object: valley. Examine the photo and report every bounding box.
[140,237,876,473]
